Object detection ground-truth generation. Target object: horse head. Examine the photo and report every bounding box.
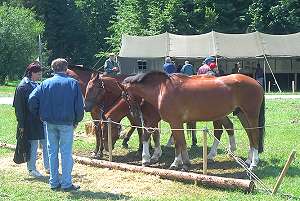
[84,72,105,112]
[116,81,144,128]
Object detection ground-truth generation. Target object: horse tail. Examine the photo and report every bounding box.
[258,94,265,153]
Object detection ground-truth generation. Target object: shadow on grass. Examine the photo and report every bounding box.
[67,190,130,200]
[26,176,130,200]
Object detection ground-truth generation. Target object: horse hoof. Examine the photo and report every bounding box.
[150,158,159,164]
[245,159,251,166]
[181,165,189,172]
[249,164,257,171]
[169,165,177,170]
[90,153,102,160]
[142,162,151,167]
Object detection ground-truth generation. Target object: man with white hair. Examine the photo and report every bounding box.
[104,53,119,76]
[180,60,195,75]
[28,58,84,191]
[163,57,176,74]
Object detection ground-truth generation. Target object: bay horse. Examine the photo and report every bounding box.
[83,73,144,152]
[84,73,242,167]
[122,71,265,170]
[66,66,143,158]
[101,97,163,165]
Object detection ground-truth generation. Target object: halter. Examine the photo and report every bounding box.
[120,87,145,131]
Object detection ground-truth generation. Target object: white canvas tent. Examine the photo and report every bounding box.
[119,31,300,59]
[118,31,300,91]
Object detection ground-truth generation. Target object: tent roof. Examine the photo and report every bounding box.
[119,31,300,58]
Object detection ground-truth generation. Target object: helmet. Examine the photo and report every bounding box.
[204,56,215,64]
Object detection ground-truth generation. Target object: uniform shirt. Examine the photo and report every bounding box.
[163,63,176,74]
[28,73,84,125]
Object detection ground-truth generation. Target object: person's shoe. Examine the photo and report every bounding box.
[51,184,61,191]
[28,170,43,177]
[62,184,80,192]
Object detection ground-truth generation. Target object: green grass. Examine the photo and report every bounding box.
[0,100,300,200]
[0,80,20,97]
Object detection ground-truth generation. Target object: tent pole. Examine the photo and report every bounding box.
[295,73,298,91]
[263,55,282,93]
[263,60,266,91]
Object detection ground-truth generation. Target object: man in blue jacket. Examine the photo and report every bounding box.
[163,57,176,74]
[29,58,84,191]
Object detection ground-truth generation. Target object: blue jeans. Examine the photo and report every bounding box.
[27,138,49,171]
[45,123,74,189]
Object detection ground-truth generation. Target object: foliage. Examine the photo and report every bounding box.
[0,0,300,76]
[0,4,44,84]
[247,0,300,34]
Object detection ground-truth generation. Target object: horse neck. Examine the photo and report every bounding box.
[128,84,161,108]
[105,99,129,122]
[66,69,92,94]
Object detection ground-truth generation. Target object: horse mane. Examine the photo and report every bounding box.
[123,71,169,84]
[68,65,102,73]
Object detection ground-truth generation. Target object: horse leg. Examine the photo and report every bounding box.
[170,123,191,171]
[150,129,162,164]
[237,111,260,169]
[128,115,143,152]
[188,121,197,146]
[121,127,135,149]
[208,120,223,160]
[141,130,152,166]
[166,134,174,147]
[221,116,236,152]
[91,122,103,159]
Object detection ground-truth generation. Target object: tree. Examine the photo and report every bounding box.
[75,0,116,68]
[0,5,44,84]
[247,0,300,34]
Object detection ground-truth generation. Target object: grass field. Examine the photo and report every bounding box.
[0,80,20,97]
[0,99,299,200]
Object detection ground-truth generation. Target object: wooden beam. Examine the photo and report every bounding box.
[73,156,255,193]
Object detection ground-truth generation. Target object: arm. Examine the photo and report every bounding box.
[13,86,26,128]
[74,82,84,125]
[28,85,42,117]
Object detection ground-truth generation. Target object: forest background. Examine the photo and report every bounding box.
[0,0,300,83]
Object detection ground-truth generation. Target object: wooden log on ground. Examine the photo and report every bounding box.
[74,155,255,193]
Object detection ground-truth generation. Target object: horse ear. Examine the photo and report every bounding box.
[116,81,125,91]
[90,72,97,80]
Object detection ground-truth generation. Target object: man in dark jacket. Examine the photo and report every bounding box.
[29,58,84,191]
[13,61,49,177]
[104,53,119,76]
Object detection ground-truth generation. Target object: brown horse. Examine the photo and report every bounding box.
[66,66,143,158]
[84,73,243,167]
[84,73,144,152]
[122,71,265,170]
[101,97,163,165]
